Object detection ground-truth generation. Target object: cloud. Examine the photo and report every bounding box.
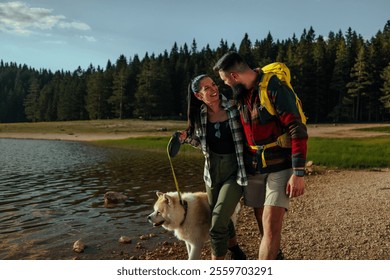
[0,1,91,34]
[59,21,90,31]
[43,39,67,45]
[79,35,96,42]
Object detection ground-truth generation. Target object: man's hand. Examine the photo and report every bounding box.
[286,174,305,198]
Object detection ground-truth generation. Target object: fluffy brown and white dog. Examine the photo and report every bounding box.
[148,191,240,260]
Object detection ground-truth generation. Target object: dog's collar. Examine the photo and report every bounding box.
[179,200,188,226]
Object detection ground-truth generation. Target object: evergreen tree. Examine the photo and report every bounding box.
[366,39,386,121]
[39,80,57,121]
[380,63,390,114]
[253,32,276,66]
[134,56,173,118]
[324,31,342,119]
[169,43,185,117]
[85,70,107,119]
[109,68,128,119]
[275,41,287,63]
[24,77,41,122]
[57,74,72,121]
[238,33,255,67]
[109,55,129,119]
[312,36,328,122]
[293,27,316,120]
[11,66,31,122]
[345,28,361,70]
[329,39,349,122]
[72,67,88,120]
[215,39,230,63]
[126,55,141,117]
[346,45,372,121]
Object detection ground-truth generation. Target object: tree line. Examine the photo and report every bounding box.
[1,20,390,123]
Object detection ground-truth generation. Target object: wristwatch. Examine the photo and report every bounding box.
[293,169,305,177]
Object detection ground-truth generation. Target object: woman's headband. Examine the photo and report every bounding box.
[190,74,207,93]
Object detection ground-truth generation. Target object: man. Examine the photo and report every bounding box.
[213,52,308,260]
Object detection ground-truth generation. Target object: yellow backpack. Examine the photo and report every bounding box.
[250,62,307,168]
[259,62,307,124]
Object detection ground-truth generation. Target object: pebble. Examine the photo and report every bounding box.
[119,236,132,244]
[73,239,86,253]
[104,191,128,205]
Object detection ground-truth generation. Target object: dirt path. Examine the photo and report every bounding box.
[118,169,389,260]
[307,123,389,138]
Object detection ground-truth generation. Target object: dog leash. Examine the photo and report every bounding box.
[167,136,184,204]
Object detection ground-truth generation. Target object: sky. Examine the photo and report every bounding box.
[0,0,389,72]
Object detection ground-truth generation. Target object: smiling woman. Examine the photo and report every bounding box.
[176,74,248,260]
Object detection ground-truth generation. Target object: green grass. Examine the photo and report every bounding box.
[97,135,390,169]
[96,137,170,149]
[0,119,186,134]
[354,126,390,133]
[94,136,202,157]
[308,136,390,168]
[2,120,388,169]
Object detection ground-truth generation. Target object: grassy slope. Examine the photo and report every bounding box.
[0,119,186,134]
[308,136,390,168]
[307,126,390,168]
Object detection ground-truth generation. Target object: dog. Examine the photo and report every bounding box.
[148,191,240,260]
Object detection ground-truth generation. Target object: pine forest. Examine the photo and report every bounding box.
[1,21,390,123]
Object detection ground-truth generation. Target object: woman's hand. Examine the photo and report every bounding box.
[177,130,188,143]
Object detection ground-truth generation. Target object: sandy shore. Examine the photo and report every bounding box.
[0,119,182,142]
[1,123,389,142]
[306,123,390,138]
[0,131,172,142]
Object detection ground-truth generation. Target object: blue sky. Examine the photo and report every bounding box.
[0,0,389,72]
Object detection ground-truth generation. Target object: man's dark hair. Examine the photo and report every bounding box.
[213,51,248,72]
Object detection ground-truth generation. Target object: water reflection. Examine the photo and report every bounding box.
[0,138,204,259]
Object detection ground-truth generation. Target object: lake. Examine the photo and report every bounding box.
[0,138,204,259]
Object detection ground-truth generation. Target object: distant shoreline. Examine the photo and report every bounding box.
[0,131,171,142]
[1,120,389,142]
[0,119,183,142]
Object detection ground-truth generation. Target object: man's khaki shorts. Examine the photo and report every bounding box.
[243,168,292,210]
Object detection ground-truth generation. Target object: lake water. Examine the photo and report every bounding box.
[0,138,204,259]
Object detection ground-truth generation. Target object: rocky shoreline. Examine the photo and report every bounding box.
[61,169,389,260]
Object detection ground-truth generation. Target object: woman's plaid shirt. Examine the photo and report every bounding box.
[186,96,248,188]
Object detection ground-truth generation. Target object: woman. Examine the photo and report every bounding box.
[179,74,247,260]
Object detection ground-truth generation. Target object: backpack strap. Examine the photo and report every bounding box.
[247,72,280,168]
[249,133,291,168]
[258,72,277,116]
[249,142,278,168]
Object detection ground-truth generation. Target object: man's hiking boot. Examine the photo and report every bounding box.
[229,245,247,260]
[276,249,284,260]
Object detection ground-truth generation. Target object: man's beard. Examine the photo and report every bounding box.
[232,83,247,103]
